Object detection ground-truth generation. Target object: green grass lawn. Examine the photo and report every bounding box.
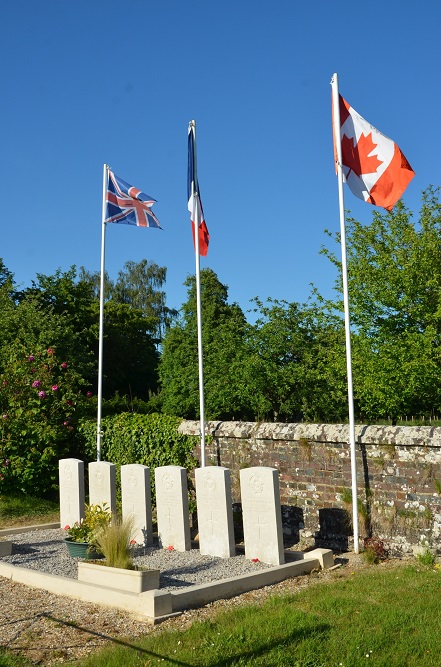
[0,494,59,529]
[70,562,441,667]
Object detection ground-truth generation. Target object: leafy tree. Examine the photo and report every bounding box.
[0,285,92,383]
[80,259,177,341]
[159,269,252,420]
[90,300,160,400]
[78,266,112,301]
[322,186,441,421]
[19,265,161,402]
[0,258,14,291]
[243,298,348,422]
[18,267,97,353]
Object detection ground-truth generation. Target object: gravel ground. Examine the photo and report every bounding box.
[1,527,271,590]
[0,528,373,666]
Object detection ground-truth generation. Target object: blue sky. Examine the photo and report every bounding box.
[2,1,439,319]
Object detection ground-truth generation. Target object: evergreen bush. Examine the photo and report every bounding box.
[78,412,198,502]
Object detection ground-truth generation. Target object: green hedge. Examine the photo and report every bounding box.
[78,413,198,503]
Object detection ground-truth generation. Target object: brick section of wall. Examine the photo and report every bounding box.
[179,421,441,553]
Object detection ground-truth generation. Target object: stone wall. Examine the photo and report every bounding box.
[179,421,441,554]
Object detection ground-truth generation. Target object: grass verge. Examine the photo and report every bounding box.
[0,494,59,529]
[0,650,33,667]
[70,562,441,667]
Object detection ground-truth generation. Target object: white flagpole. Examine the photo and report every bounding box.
[96,163,108,462]
[189,120,206,467]
[331,73,359,553]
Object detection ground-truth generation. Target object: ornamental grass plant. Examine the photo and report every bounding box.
[90,515,135,569]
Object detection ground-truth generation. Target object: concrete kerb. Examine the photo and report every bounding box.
[0,522,61,536]
[0,525,334,623]
[0,523,59,558]
[0,539,12,556]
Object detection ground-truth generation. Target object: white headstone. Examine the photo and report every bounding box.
[155,465,191,551]
[195,466,235,558]
[88,461,116,515]
[121,464,153,545]
[240,467,285,565]
[59,458,85,529]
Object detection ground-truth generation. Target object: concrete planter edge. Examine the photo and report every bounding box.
[78,560,160,594]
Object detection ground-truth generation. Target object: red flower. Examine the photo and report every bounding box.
[64,525,70,531]
[251,558,260,563]
[166,545,174,551]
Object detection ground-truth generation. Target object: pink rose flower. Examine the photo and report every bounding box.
[38,390,47,399]
[86,391,92,398]
[32,380,41,388]
[28,355,35,361]
[51,384,59,391]
[47,348,54,355]
[61,362,67,369]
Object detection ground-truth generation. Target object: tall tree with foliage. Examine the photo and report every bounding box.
[243,297,348,422]
[91,300,160,400]
[21,265,162,402]
[322,186,441,421]
[159,269,252,420]
[80,259,177,341]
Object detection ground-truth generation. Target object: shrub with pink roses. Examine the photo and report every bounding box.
[0,346,93,497]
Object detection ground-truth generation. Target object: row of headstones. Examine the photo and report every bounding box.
[59,459,285,565]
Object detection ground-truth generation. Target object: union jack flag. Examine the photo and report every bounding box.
[105,169,162,229]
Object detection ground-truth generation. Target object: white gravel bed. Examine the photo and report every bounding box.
[1,528,271,590]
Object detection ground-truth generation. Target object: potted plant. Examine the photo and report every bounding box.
[77,516,160,593]
[63,503,111,559]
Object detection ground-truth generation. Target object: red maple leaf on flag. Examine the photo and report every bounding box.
[341,132,383,177]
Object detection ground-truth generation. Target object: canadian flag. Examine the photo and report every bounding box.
[334,94,415,211]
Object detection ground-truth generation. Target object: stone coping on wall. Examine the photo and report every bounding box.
[179,420,441,448]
